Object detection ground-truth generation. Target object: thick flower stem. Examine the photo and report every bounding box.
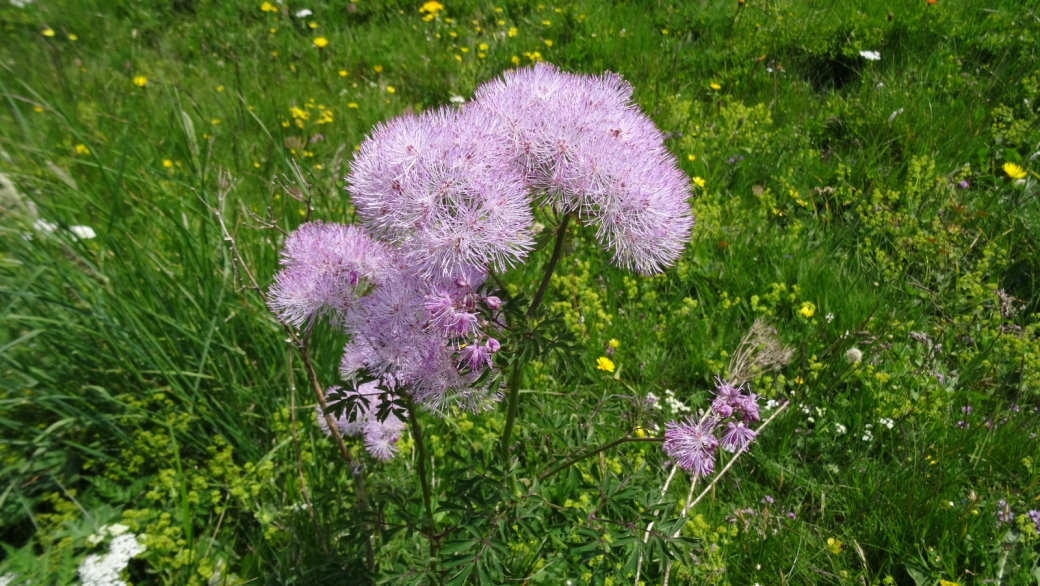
[405,397,437,551]
[527,212,571,318]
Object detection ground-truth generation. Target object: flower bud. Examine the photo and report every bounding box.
[486,338,501,353]
[484,295,502,310]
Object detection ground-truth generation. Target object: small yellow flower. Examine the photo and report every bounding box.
[511,55,520,65]
[253,162,261,168]
[339,70,348,77]
[608,339,620,348]
[799,302,816,319]
[374,65,383,73]
[544,39,553,47]
[162,159,174,168]
[133,75,148,87]
[827,538,843,554]
[1003,162,1027,180]
[497,19,505,26]
[461,47,469,53]
[308,22,318,29]
[314,164,323,169]
[596,357,615,373]
[386,86,396,93]
[216,85,224,92]
[68,34,78,41]
[42,28,55,37]
[542,20,551,26]
[508,26,517,37]
[313,37,329,48]
[32,106,43,113]
[455,54,462,61]
[661,29,669,35]
[709,82,721,90]
[74,144,90,155]
[635,427,647,438]
[260,1,276,12]
[478,52,486,59]
[692,176,705,188]
[939,581,960,586]
[479,42,489,51]
[211,118,220,125]
[687,154,696,161]
[419,1,444,15]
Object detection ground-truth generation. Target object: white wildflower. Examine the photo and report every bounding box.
[879,417,894,430]
[834,423,847,435]
[449,95,466,104]
[859,50,881,61]
[9,0,34,7]
[294,8,312,17]
[70,225,96,239]
[887,108,904,122]
[825,312,834,323]
[78,534,146,586]
[34,218,57,233]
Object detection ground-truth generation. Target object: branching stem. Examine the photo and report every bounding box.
[406,396,438,557]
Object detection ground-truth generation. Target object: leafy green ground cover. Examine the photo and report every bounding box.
[1,0,1039,584]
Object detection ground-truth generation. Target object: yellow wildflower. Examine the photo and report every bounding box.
[386,86,396,94]
[542,20,551,26]
[692,176,705,188]
[799,302,816,319]
[508,27,517,37]
[419,1,444,15]
[132,75,148,87]
[211,118,220,125]
[260,1,277,12]
[68,34,78,41]
[308,22,318,29]
[939,581,959,586]
[511,55,520,65]
[374,65,383,73]
[709,82,721,90]
[497,19,505,26]
[162,159,173,168]
[596,357,615,373]
[661,29,669,35]
[608,339,620,348]
[339,70,348,77]
[479,43,489,51]
[544,39,553,47]
[313,37,329,48]
[33,106,43,113]
[1003,162,1027,180]
[216,85,224,92]
[687,154,696,161]
[74,144,90,155]
[253,162,261,168]
[347,102,358,109]
[827,538,843,554]
[42,28,55,37]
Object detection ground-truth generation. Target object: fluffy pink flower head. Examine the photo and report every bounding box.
[720,420,757,453]
[473,63,694,274]
[348,106,535,277]
[663,417,719,477]
[315,382,406,461]
[268,222,392,327]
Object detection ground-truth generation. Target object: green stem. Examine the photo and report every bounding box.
[539,437,663,481]
[527,213,571,317]
[499,362,525,467]
[406,398,436,533]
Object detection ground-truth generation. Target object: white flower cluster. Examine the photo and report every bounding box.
[87,523,131,546]
[29,218,96,240]
[833,422,847,435]
[662,389,690,414]
[645,392,660,409]
[862,424,874,442]
[879,417,894,430]
[764,399,780,410]
[78,534,146,586]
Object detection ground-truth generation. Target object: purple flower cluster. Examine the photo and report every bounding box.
[995,499,1015,527]
[473,63,694,274]
[1029,510,1040,535]
[662,377,762,477]
[316,382,406,460]
[271,64,693,429]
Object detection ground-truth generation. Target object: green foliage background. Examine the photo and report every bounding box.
[1,0,1039,584]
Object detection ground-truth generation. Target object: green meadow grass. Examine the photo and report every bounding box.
[1,0,1039,584]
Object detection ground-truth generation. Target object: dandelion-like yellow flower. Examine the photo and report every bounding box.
[939,581,959,586]
[709,82,721,90]
[74,144,90,155]
[211,118,221,125]
[608,339,620,348]
[692,176,705,188]
[216,85,224,92]
[508,26,517,37]
[687,154,696,161]
[338,70,348,77]
[661,29,669,35]
[260,1,277,12]
[826,538,843,555]
[511,55,520,65]
[42,28,55,37]
[132,75,148,87]
[162,159,173,168]
[419,1,444,15]
[313,37,329,48]
[544,39,553,47]
[386,86,396,94]
[596,357,615,373]
[347,102,358,109]
[1003,162,1027,180]
[479,42,489,51]
[799,302,816,319]
[68,34,78,41]
[374,65,383,73]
